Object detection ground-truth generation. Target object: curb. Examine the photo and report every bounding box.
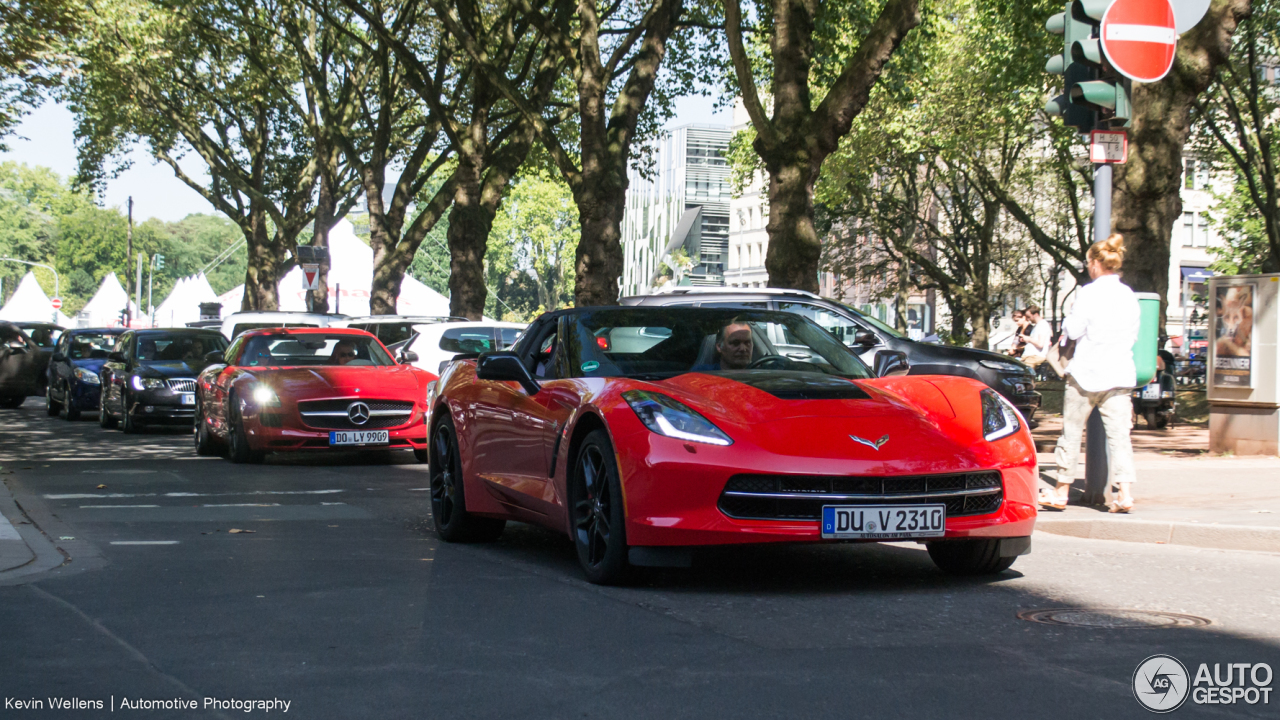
[1035,516,1280,553]
[0,477,80,585]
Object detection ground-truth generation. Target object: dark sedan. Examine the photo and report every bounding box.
[45,328,126,420]
[99,328,228,433]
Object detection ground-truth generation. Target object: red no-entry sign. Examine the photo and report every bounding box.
[51,297,62,310]
[1102,0,1178,83]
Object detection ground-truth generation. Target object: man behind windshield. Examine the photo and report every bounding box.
[693,318,753,371]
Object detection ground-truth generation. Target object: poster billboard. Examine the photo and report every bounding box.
[1213,283,1255,387]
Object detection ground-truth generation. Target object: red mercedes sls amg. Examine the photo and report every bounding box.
[427,307,1038,584]
[194,328,436,463]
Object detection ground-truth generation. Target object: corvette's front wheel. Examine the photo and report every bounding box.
[926,539,1016,576]
[429,415,504,542]
[570,429,630,585]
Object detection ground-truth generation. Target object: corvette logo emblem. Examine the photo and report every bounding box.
[347,401,371,426]
[850,434,890,451]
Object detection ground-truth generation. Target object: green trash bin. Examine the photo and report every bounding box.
[1133,292,1161,387]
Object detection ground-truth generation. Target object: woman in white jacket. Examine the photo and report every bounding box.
[1041,234,1140,513]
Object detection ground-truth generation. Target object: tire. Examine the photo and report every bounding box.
[60,383,81,421]
[225,392,264,464]
[1144,409,1159,429]
[927,539,1016,576]
[1154,413,1169,430]
[428,415,505,542]
[99,394,118,429]
[121,393,143,434]
[568,429,630,585]
[413,448,430,464]
[194,399,218,457]
[45,385,61,416]
[0,395,26,409]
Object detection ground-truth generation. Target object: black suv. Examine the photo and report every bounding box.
[621,288,1040,421]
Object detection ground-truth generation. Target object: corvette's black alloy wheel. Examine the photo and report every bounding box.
[926,539,1016,576]
[226,393,263,464]
[429,416,504,542]
[571,429,630,585]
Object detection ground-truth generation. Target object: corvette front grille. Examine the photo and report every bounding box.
[718,471,1004,521]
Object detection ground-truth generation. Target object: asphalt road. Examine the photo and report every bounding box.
[1,404,1277,719]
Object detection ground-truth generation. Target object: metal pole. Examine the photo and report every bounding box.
[135,255,144,328]
[1082,162,1113,506]
[147,257,154,327]
[126,197,133,323]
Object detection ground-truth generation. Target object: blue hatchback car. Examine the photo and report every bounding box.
[46,328,125,420]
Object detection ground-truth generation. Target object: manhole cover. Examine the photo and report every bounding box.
[1018,608,1212,629]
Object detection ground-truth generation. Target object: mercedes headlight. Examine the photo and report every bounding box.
[252,385,280,407]
[74,367,101,385]
[980,358,1029,374]
[622,390,733,446]
[131,375,165,391]
[981,389,1021,442]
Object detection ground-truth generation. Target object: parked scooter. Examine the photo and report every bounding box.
[1132,369,1176,429]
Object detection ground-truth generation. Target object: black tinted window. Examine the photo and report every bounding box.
[439,328,497,354]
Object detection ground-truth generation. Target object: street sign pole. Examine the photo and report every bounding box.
[1081,158,1114,506]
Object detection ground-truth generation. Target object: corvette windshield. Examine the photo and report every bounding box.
[566,309,872,379]
[238,334,394,367]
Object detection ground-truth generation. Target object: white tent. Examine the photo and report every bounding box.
[77,272,135,328]
[219,218,453,316]
[153,273,222,327]
[0,271,73,325]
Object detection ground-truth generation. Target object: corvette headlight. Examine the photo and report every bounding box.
[131,375,165,391]
[252,385,280,407]
[980,358,1029,374]
[622,390,733,446]
[74,367,101,385]
[981,389,1021,442]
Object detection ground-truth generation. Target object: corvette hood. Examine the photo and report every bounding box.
[652,371,983,471]
[246,365,425,399]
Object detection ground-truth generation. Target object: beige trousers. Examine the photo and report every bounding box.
[1054,378,1136,488]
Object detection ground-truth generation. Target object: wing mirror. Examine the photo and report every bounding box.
[204,350,225,364]
[51,352,66,362]
[398,350,419,364]
[873,350,910,378]
[853,330,878,346]
[108,351,126,363]
[476,351,540,395]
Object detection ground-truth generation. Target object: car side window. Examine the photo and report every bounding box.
[777,302,870,348]
[224,338,244,365]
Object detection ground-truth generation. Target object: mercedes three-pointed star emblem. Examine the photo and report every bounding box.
[849,434,890,451]
[347,401,371,426]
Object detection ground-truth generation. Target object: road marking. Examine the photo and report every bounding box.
[110,541,179,545]
[80,505,161,509]
[47,489,346,500]
[408,488,430,492]
[202,503,281,507]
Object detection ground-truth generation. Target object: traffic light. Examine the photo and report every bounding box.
[155,254,164,270]
[1044,1,1132,130]
[118,308,129,326]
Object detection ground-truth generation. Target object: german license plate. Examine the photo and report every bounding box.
[329,430,389,446]
[180,393,195,405]
[821,504,946,539]
[1141,383,1161,399]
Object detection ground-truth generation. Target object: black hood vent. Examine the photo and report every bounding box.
[701,370,871,400]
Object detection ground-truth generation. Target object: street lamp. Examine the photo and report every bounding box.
[0,257,61,322]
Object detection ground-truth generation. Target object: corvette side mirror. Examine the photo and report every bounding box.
[204,351,224,364]
[477,351,540,395]
[874,350,910,378]
[108,351,126,363]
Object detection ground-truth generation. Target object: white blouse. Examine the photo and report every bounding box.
[1062,274,1140,392]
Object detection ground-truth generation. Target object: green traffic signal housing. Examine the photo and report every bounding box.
[1043,0,1132,130]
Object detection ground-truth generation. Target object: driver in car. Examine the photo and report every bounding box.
[693,319,753,371]
[330,339,358,366]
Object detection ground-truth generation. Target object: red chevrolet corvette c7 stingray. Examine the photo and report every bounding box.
[426,307,1038,584]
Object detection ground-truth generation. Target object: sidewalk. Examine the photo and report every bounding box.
[1032,417,1280,553]
[0,476,36,573]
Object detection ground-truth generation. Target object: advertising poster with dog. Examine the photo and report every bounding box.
[1214,283,1255,387]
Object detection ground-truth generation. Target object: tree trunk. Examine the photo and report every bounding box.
[1112,0,1251,328]
[241,206,282,311]
[573,172,627,307]
[763,155,822,292]
[446,145,490,320]
[309,161,335,314]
